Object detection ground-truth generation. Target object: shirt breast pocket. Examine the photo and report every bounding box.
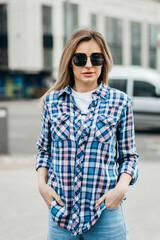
[51,114,70,141]
[96,115,117,143]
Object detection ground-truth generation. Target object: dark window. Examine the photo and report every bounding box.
[91,14,97,29]
[131,22,141,65]
[108,79,127,93]
[133,81,156,97]
[42,5,53,69]
[149,24,157,69]
[0,4,8,66]
[105,17,123,65]
[0,4,7,34]
[0,48,8,66]
[43,35,53,48]
[42,6,52,35]
[63,2,78,45]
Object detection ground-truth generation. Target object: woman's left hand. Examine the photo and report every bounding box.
[95,183,128,209]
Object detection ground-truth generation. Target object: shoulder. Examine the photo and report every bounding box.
[106,85,131,107]
[44,90,61,105]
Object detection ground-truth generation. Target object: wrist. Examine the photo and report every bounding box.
[115,182,128,194]
[38,180,47,193]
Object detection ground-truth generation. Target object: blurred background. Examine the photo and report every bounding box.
[0,0,160,239]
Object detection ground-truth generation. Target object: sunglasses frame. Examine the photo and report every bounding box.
[72,52,105,67]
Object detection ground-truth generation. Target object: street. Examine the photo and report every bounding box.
[0,100,160,240]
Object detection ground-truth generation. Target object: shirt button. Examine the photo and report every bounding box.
[73,213,77,219]
[75,176,78,181]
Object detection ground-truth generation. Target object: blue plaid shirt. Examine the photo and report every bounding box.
[36,82,139,236]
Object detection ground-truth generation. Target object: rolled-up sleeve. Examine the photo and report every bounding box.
[35,98,52,171]
[117,97,139,185]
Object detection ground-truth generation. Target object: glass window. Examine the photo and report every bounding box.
[0,48,8,66]
[105,17,122,65]
[42,6,52,35]
[0,4,7,34]
[43,48,52,69]
[42,6,53,69]
[133,81,156,97]
[149,24,157,69]
[91,14,97,30]
[108,79,127,93]
[0,4,8,66]
[131,22,141,65]
[63,2,78,45]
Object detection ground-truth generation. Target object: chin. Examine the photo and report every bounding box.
[83,78,97,84]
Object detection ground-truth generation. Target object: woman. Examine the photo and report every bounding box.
[36,29,139,240]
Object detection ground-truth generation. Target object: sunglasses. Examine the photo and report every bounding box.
[72,52,105,66]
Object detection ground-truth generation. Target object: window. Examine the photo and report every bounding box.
[105,17,122,65]
[0,4,8,66]
[42,6,52,35]
[108,79,127,93]
[42,6,53,69]
[133,81,156,97]
[0,4,7,34]
[131,22,141,65]
[91,14,97,30]
[149,24,157,69]
[63,2,79,45]
[43,48,52,69]
[0,48,8,66]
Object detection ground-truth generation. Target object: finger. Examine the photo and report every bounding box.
[95,195,105,207]
[53,191,64,206]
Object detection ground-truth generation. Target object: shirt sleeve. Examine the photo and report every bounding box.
[117,97,139,185]
[35,98,52,171]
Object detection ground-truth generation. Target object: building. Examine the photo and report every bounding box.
[0,0,160,99]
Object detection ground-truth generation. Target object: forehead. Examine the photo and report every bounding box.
[75,40,101,53]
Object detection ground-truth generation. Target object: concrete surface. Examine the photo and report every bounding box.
[0,155,160,240]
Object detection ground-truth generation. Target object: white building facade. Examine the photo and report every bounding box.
[0,0,160,98]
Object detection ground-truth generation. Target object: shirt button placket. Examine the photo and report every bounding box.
[72,141,85,232]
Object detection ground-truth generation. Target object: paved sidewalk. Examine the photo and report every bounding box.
[0,156,160,240]
[0,154,36,169]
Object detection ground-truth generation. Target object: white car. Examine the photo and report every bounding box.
[108,65,160,129]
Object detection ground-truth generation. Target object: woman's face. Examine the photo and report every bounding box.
[71,40,103,89]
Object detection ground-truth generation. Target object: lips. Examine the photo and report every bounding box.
[82,71,94,77]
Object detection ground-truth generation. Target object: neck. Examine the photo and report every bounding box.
[73,82,98,93]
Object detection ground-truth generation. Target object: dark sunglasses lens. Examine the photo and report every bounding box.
[91,53,104,66]
[73,53,87,66]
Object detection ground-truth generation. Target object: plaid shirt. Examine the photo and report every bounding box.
[36,82,139,236]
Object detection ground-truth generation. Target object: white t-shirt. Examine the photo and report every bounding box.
[71,88,95,114]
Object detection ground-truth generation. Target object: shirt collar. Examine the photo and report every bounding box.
[58,85,72,99]
[58,82,109,100]
[92,82,109,99]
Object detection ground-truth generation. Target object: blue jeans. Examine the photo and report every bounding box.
[48,204,129,240]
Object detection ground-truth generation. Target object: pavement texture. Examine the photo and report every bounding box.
[0,155,160,240]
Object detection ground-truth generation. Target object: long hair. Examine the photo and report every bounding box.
[42,28,113,101]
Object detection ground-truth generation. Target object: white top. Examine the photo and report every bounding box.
[71,88,95,114]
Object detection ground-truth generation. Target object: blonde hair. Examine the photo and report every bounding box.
[42,28,113,101]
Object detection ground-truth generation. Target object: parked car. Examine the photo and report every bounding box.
[108,65,160,129]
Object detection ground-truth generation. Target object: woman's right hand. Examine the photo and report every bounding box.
[37,167,64,207]
[38,183,64,207]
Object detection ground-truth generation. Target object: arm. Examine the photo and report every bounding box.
[96,97,139,209]
[117,97,139,185]
[38,167,64,207]
[96,173,131,208]
[36,98,64,207]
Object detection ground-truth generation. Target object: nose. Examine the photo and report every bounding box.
[85,56,92,67]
